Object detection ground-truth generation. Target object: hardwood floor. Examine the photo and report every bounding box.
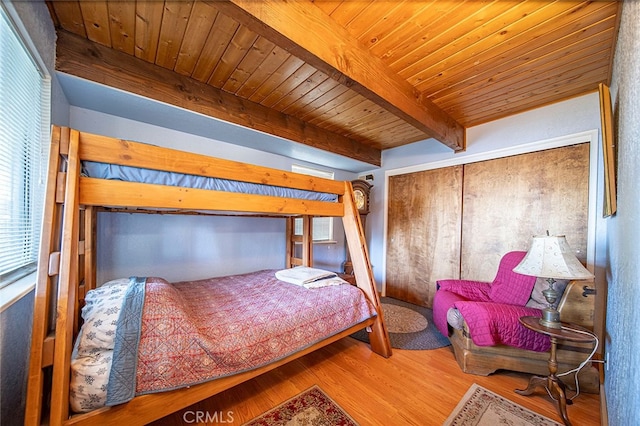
[150,337,601,425]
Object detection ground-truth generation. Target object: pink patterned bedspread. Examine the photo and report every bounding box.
[135,269,376,394]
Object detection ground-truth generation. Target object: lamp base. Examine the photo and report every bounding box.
[539,308,562,329]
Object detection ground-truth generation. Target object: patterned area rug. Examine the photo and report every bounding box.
[351,297,451,350]
[443,384,562,426]
[242,385,358,426]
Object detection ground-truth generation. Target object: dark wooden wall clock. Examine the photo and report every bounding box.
[352,179,373,217]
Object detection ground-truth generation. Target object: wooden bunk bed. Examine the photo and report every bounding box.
[26,126,392,426]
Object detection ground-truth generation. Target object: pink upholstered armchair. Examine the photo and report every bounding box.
[433,251,550,352]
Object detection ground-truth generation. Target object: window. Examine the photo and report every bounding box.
[0,6,50,289]
[291,164,334,242]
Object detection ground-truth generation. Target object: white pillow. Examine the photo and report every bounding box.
[76,278,129,354]
[69,344,112,412]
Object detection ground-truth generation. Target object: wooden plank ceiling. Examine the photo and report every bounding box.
[46,0,620,167]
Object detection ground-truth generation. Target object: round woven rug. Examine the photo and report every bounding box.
[351,297,451,350]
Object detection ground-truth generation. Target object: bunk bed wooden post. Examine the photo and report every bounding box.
[49,129,83,425]
[342,182,392,358]
[285,215,313,267]
[25,126,65,426]
[84,206,97,293]
[286,218,294,268]
[301,215,312,266]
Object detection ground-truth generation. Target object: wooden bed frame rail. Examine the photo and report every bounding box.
[25,126,391,426]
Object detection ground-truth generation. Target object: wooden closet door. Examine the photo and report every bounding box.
[461,143,590,282]
[385,166,463,307]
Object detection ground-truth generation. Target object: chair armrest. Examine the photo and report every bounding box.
[436,279,492,302]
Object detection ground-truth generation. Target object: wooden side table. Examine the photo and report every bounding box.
[515,316,596,426]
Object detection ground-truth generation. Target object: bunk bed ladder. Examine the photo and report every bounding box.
[51,128,83,425]
[342,182,392,358]
[25,126,67,425]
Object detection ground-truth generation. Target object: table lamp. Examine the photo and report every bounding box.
[513,234,594,329]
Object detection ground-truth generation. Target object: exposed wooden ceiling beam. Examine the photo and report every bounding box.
[55,30,382,166]
[209,0,465,152]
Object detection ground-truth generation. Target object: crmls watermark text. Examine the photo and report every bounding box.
[182,410,235,424]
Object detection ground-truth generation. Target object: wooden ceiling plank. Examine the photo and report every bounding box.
[378,0,495,67]
[374,128,427,150]
[207,24,259,88]
[310,0,342,17]
[430,12,617,102]
[357,0,435,51]
[208,0,465,151]
[270,70,331,112]
[439,40,614,111]
[324,0,375,28]
[337,1,391,38]
[322,100,389,133]
[134,1,164,63]
[436,31,615,109]
[292,83,351,120]
[464,79,608,126]
[234,45,291,98]
[261,64,319,108]
[342,117,401,142]
[49,1,87,38]
[354,115,408,135]
[155,1,194,70]
[451,60,610,117]
[411,1,614,91]
[416,2,618,95]
[55,30,381,166]
[401,0,569,84]
[248,56,306,104]
[191,12,239,82]
[222,36,277,94]
[283,78,342,116]
[336,108,400,137]
[388,1,514,73]
[106,1,135,55]
[174,1,218,76]
[458,64,610,122]
[307,92,369,128]
[78,1,112,47]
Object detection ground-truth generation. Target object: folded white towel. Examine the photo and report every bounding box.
[302,276,350,289]
[275,267,348,288]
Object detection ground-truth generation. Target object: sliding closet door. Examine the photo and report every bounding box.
[385,166,463,307]
[461,143,590,282]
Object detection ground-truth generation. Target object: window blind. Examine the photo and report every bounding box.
[0,7,50,287]
[291,164,334,241]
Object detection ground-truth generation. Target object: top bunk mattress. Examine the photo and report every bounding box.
[82,161,338,202]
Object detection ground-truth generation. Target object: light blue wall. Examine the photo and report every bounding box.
[604,1,640,424]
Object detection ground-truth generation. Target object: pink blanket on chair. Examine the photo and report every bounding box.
[453,301,550,351]
[434,251,548,352]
